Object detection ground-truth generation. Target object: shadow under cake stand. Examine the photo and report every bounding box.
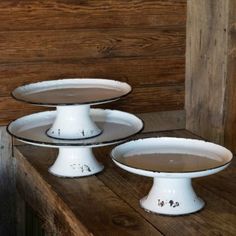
[8,79,143,177]
[111,137,233,215]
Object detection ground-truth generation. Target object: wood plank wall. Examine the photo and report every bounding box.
[0,127,15,236]
[185,0,236,153]
[0,0,186,125]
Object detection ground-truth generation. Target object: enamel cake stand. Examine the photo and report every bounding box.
[111,138,232,215]
[8,109,143,177]
[11,78,132,140]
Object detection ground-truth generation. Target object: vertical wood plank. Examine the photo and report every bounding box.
[224,0,236,151]
[185,0,229,144]
[186,0,236,153]
[0,127,15,236]
[16,191,25,236]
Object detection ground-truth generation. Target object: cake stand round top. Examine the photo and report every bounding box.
[111,137,233,178]
[12,78,132,106]
[7,109,143,148]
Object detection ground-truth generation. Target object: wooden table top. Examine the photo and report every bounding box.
[14,127,236,236]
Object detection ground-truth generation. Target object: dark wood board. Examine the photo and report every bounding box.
[0,0,186,124]
[0,85,184,124]
[0,127,15,236]
[0,0,186,30]
[96,130,236,236]
[15,146,162,236]
[0,28,185,64]
[224,0,236,152]
[15,127,236,235]
[0,57,185,97]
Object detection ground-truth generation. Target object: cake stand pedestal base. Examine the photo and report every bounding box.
[140,177,204,215]
[47,105,102,140]
[49,147,104,177]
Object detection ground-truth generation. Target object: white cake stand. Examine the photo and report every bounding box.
[111,137,233,215]
[8,109,143,177]
[12,78,132,140]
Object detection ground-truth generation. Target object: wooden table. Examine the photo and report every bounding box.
[14,116,236,236]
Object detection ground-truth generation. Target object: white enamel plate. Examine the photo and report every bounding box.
[12,78,131,106]
[111,137,232,215]
[8,109,143,178]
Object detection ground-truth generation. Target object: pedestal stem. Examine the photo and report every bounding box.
[47,105,102,139]
[140,177,204,215]
[49,147,104,177]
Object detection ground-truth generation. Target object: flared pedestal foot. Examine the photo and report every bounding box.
[140,178,204,215]
[49,147,104,178]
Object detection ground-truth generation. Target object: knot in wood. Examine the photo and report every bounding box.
[112,214,137,228]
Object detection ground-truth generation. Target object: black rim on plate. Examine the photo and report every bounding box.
[11,79,133,106]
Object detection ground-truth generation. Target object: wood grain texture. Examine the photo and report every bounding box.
[138,110,185,133]
[97,151,236,235]
[16,191,25,236]
[185,0,236,153]
[15,148,91,236]
[15,146,162,236]
[0,85,184,125]
[95,129,236,236]
[15,128,236,236]
[0,57,185,97]
[102,85,184,112]
[185,0,229,144]
[0,127,15,236]
[0,0,186,30]
[0,0,186,124]
[224,0,236,152]
[0,28,185,64]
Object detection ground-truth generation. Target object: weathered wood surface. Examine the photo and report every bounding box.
[138,110,185,133]
[0,0,186,30]
[0,57,185,96]
[16,148,93,236]
[15,127,236,235]
[185,0,236,153]
[224,0,236,152]
[0,29,185,64]
[185,0,228,144]
[96,130,236,236]
[16,191,25,236]
[0,0,186,125]
[0,127,15,236]
[16,147,163,236]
